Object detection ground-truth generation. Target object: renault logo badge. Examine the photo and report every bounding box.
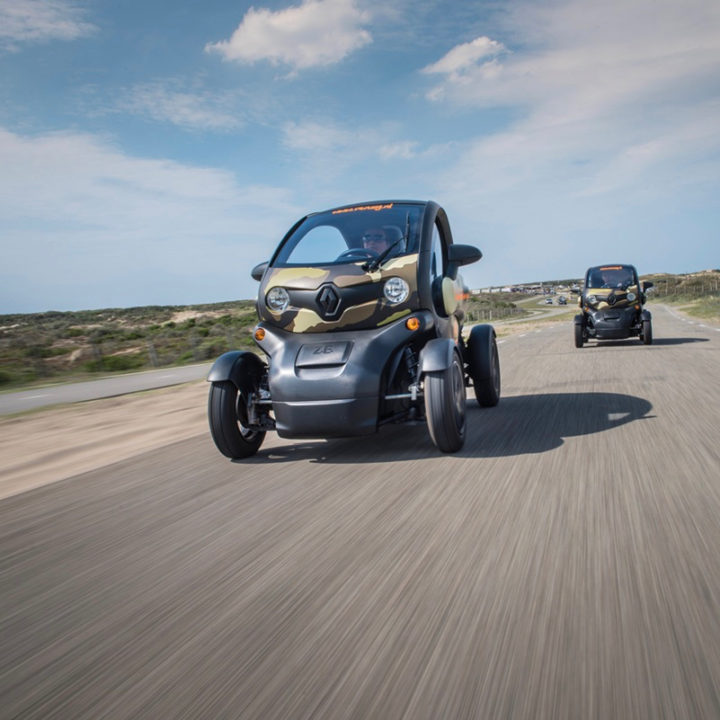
[316,285,340,318]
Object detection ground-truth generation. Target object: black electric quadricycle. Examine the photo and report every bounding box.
[207,200,500,457]
[574,264,654,347]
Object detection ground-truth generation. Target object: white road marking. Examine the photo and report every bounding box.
[24,394,50,400]
[608,412,630,422]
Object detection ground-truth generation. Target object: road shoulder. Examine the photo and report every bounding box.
[0,381,209,501]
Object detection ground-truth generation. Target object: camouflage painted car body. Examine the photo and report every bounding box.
[258,253,421,334]
[576,264,651,341]
[243,199,480,438]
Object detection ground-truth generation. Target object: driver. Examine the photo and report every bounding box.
[600,270,619,288]
[361,227,390,254]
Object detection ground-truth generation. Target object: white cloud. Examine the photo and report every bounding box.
[0,127,301,311]
[205,0,371,71]
[0,0,96,50]
[416,0,720,286]
[278,120,451,207]
[282,120,364,152]
[423,0,720,197]
[378,141,418,160]
[422,36,505,77]
[282,120,426,167]
[117,82,242,132]
[424,0,720,113]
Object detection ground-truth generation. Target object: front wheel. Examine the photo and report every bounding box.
[574,322,584,348]
[208,381,265,459]
[424,351,466,453]
[641,319,653,345]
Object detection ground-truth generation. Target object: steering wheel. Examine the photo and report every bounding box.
[336,248,378,261]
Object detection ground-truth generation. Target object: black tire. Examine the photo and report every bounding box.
[467,324,500,407]
[208,381,265,459]
[641,319,653,345]
[424,351,466,453]
[574,322,584,348]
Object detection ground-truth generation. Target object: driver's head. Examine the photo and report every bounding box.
[362,227,389,252]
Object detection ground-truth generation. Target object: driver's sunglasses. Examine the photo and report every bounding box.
[363,233,385,241]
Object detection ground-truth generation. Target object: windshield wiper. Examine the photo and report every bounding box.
[363,239,402,271]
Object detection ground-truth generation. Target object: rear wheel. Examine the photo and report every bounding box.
[208,381,265,458]
[424,351,466,453]
[468,324,500,407]
[641,318,653,345]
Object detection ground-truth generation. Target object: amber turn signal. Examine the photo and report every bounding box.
[405,317,420,331]
[254,328,266,341]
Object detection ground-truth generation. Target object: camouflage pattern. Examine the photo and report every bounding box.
[258,254,420,333]
[581,285,641,311]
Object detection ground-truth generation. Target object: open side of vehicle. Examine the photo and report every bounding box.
[207,200,501,458]
[574,264,653,348]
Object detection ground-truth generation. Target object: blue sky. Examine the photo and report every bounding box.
[1,0,718,313]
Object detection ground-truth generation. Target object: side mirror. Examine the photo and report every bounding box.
[643,281,654,291]
[251,262,268,282]
[447,244,482,267]
[446,244,482,280]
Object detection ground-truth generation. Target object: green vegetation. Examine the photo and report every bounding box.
[681,298,720,320]
[0,301,257,389]
[642,270,720,322]
[642,270,720,300]
[465,293,529,323]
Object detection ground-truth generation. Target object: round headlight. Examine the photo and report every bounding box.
[266,286,289,312]
[586,294,597,305]
[383,277,409,304]
[626,292,636,302]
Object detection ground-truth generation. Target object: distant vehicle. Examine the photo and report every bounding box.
[545,297,553,304]
[557,296,567,305]
[574,264,653,347]
[206,199,500,457]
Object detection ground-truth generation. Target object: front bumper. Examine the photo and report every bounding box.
[586,306,640,339]
[253,312,434,438]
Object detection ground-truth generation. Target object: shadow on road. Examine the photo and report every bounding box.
[240,391,653,464]
[458,392,653,458]
[649,337,709,345]
[584,337,708,348]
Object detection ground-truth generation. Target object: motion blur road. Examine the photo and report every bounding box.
[2,305,719,719]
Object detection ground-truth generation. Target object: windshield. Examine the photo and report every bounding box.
[273,202,423,267]
[586,265,637,290]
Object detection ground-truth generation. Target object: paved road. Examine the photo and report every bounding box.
[0,363,212,415]
[2,305,719,719]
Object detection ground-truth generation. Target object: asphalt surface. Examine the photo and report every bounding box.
[2,305,719,719]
